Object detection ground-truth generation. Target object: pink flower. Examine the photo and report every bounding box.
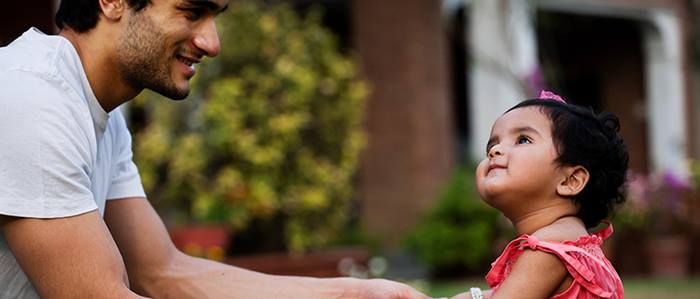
[538,90,566,103]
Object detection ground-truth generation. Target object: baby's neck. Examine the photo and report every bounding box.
[510,205,579,235]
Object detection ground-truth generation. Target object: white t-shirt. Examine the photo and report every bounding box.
[0,28,146,298]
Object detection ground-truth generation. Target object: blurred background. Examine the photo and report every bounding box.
[2,0,699,297]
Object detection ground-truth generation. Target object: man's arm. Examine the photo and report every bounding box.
[0,212,148,298]
[105,197,430,299]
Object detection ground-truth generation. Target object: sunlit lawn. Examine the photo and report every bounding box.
[424,276,700,298]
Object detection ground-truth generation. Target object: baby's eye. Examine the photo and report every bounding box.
[516,136,531,145]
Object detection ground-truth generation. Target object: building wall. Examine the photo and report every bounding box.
[352,0,454,245]
[0,0,55,46]
[470,0,692,175]
[536,12,649,173]
[538,0,692,174]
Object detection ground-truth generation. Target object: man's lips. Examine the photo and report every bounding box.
[175,55,200,77]
[176,55,201,66]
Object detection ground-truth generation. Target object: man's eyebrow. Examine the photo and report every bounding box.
[184,0,229,13]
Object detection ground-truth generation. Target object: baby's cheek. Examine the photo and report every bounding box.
[475,159,488,176]
[476,160,491,178]
[474,162,488,194]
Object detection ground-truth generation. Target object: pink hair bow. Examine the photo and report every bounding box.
[538,90,566,103]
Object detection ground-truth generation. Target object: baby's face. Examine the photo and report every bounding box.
[475,107,565,210]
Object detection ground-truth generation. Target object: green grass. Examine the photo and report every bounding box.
[621,277,700,298]
[424,276,700,298]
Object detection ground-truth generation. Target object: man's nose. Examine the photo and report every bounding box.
[194,19,221,57]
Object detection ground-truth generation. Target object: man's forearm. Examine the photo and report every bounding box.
[140,252,358,299]
[104,199,426,299]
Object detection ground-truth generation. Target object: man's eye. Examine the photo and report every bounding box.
[517,136,531,144]
[182,8,205,20]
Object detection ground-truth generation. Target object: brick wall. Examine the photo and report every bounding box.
[352,0,455,246]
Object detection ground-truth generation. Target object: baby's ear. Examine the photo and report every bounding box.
[557,166,589,197]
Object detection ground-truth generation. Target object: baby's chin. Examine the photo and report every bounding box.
[477,177,505,195]
[476,186,497,205]
[477,183,511,208]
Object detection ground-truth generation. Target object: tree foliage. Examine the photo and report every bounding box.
[132,1,367,253]
[406,165,505,276]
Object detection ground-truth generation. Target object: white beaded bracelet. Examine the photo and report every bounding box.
[470,287,484,299]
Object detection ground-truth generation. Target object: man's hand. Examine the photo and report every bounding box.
[448,292,471,299]
[354,278,431,299]
[448,289,491,299]
[104,198,433,299]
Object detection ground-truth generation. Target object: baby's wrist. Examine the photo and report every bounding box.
[470,287,484,299]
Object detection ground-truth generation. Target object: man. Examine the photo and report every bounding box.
[0,0,431,298]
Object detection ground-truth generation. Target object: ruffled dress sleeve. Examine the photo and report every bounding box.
[485,224,624,298]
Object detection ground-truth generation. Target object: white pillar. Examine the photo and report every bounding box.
[468,0,538,160]
[643,8,688,175]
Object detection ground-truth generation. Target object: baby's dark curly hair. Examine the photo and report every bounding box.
[506,99,629,228]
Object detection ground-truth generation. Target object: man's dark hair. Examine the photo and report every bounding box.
[506,99,629,229]
[55,0,151,33]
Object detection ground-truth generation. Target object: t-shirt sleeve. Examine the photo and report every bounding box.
[106,109,146,200]
[0,72,97,218]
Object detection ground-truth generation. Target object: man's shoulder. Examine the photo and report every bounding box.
[0,69,73,108]
[2,29,89,96]
[0,35,68,104]
[0,29,85,110]
[0,67,92,141]
[0,28,64,73]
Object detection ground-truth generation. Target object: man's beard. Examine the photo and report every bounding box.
[116,12,189,100]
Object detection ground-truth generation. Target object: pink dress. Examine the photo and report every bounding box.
[486,224,624,298]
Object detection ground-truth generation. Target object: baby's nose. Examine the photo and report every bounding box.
[488,146,503,158]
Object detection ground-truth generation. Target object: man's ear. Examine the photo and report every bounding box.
[557,166,589,197]
[99,0,127,21]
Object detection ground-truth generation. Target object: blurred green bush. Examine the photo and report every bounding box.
[405,165,503,276]
[131,1,367,253]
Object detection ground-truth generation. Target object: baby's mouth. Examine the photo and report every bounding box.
[486,165,507,176]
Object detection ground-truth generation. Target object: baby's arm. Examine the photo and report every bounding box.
[489,249,568,298]
[449,250,567,299]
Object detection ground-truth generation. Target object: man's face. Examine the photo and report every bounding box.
[116,0,228,100]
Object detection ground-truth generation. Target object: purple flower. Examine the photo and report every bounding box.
[662,171,692,190]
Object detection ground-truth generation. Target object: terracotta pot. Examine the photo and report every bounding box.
[645,235,690,278]
[169,225,231,261]
[226,247,370,277]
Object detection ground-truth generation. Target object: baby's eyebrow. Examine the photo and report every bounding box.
[510,126,541,137]
[486,126,541,152]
